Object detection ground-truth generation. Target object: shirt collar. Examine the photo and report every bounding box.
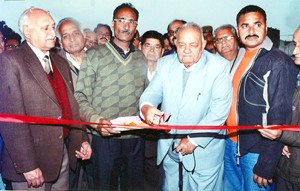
[110,38,135,59]
[27,42,49,60]
[181,63,196,72]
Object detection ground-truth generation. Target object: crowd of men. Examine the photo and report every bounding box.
[0,3,300,191]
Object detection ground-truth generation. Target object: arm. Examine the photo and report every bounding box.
[74,52,119,135]
[0,55,42,183]
[254,55,297,180]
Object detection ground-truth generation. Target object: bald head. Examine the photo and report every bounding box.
[18,8,56,53]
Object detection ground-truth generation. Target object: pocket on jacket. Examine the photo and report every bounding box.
[242,72,266,107]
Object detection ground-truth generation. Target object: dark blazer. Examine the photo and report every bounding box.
[0,42,88,182]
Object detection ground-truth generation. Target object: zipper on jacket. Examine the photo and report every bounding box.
[235,49,261,165]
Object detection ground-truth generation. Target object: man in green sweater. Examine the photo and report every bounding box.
[75,3,147,191]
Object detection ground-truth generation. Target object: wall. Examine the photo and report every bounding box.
[0,0,299,41]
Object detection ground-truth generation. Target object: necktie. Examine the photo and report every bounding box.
[43,55,51,74]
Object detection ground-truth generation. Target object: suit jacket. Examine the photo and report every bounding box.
[0,42,88,182]
[58,49,80,87]
[139,51,232,171]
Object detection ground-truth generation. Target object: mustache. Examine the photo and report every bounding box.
[245,34,259,39]
[121,30,131,34]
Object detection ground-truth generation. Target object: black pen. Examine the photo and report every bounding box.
[165,115,171,122]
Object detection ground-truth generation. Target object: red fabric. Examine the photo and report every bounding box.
[46,63,71,138]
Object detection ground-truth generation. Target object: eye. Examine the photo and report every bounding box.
[241,24,248,29]
[74,31,80,36]
[119,19,125,23]
[62,34,69,40]
[42,26,48,31]
[190,43,198,48]
[177,43,185,48]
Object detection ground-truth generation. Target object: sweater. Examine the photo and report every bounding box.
[75,42,147,138]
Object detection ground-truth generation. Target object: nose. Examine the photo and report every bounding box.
[183,45,191,53]
[123,22,130,30]
[149,46,155,52]
[293,44,300,56]
[69,34,75,42]
[248,26,255,35]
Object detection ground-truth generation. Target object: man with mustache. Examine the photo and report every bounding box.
[224,5,298,191]
[0,8,92,190]
[164,19,186,56]
[75,3,147,190]
[94,23,112,45]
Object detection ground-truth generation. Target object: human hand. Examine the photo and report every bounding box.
[282,145,291,158]
[141,105,164,126]
[75,141,92,160]
[175,138,197,156]
[258,126,282,140]
[23,168,44,188]
[97,118,120,136]
[253,173,272,188]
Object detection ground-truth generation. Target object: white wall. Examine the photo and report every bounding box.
[0,0,299,41]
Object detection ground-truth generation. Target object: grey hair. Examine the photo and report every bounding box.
[175,22,204,42]
[18,7,49,37]
[83,28,93,33]
[93,23,112,37]
[213,24,237,37]
[56,17,82,39]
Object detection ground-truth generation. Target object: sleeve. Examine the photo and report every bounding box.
[279,131,300,148]
[74,51,102,128]
[254,55,297,179]
[0,55,38,173]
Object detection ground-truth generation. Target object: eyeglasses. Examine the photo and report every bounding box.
[5,44,19,49]
[113,18,138,26]
[214,35,234,44]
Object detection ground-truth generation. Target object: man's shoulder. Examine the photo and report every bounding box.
[202,51,231,70]
[85,44,110,58]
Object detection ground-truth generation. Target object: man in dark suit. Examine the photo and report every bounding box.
[0,7,92,190]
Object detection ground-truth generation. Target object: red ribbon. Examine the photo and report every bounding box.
[0,114,300,131]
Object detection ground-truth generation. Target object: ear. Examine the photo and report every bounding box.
[23,25,30,39]
[236,26,240,38]
[202,39,207,51]
[111,20,115,30]
[161,49,165,56]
